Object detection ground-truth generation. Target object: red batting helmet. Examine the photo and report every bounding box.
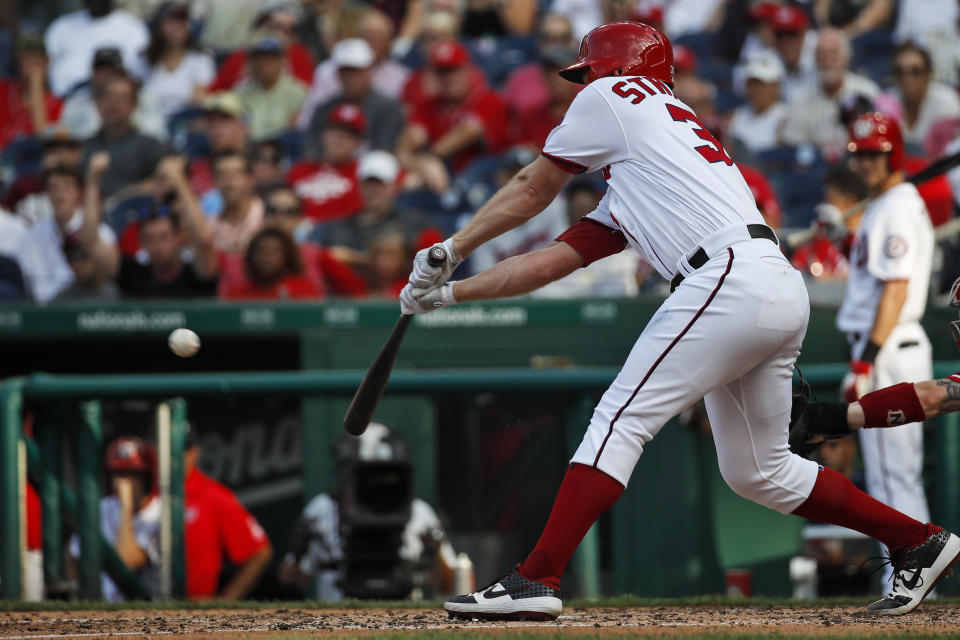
[847,112,905,172]
[559,22,674,86]
[105,436,157,475]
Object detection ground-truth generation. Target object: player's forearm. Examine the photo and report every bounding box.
[115,515,148,570]
[218,545,272,600]
[867,279,908,351]
[452,157,571,257]
[453,243,582,301]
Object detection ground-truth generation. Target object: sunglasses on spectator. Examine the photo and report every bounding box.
[265,205,300,216]
[894,65,927,77]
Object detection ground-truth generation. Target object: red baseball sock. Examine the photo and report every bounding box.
[859,382,925,428]
[792,467,939,550]
[519,463,624,589]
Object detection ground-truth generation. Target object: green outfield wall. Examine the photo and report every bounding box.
[1,296,958,599]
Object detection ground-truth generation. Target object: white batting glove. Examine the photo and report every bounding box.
[408,238,462,289]
[815,203,847,241]
[399,282,457,315]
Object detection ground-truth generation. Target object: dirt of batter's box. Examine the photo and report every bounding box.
[2,605,960,638]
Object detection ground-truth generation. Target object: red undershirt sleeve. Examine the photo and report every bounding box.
[555,217,628,266]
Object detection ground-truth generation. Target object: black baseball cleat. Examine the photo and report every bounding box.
[867,529,960,615]
[444,565,562,621]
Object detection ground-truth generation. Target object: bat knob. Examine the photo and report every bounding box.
[427,245,447,267]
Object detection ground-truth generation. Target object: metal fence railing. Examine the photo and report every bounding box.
[3,362,959,600]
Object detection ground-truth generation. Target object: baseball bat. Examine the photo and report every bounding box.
[343,245,448,436]
[784,148,960,249]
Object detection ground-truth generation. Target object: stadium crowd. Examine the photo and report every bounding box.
[0,0,958,303]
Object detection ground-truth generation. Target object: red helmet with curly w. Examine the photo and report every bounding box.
[105,436,157,474]
[559,22,674,86]
[847,112,904,172]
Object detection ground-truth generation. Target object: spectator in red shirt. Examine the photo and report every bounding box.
[0,35,63,149]
[221,227,322,300]
[209,4,314,92]
[287,104,365,222]
[398,41,510,193]
[509,46,581,151]
[183,432,272,599]
[259,182,368,297]
[503,14,576,124]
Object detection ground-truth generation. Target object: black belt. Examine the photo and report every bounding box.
[669,224,778,293]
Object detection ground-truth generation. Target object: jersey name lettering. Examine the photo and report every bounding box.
[611,77,675,104]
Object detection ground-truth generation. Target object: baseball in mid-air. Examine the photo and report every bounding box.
[168,328,201,358]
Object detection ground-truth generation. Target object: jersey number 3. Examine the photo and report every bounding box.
[665,104,733,166]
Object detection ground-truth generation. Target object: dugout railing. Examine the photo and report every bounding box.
[2,363,960,600]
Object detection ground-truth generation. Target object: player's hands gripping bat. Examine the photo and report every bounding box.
[343,245,448,436]
[784,148,960,249]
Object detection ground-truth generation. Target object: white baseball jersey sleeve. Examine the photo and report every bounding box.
[542,76,764,280]
[837,183,934,334]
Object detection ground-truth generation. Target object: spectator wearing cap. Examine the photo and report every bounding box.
[764,4,817,103]
[141,2,216,123]
[0,35,63,149]
[188,92,250,199]
[781,27,879,161]
[398,41,509,193]
[60,47,166,141]
[300,38,406,157]
[234,36,308,141]
[287,104,366,222]
[210,2,315,91]
[319,150,442,266]
[729,52,788,155]
[208,151,265,254]
[300,9,413,118]
[43,0,149,97]
[82,73,166,199]
[3,131,83,225]
[875,42,960,153]
[117,154,218,298]
[16,162,119,303]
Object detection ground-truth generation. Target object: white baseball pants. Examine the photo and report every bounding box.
[855,323,932,524]
[571,238,820,514]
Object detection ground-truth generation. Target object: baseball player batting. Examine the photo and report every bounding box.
[835,112,935,584]
[792,276,960,453]
[401,22,959,620]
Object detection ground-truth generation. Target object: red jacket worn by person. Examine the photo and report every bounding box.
[184,467,270,599]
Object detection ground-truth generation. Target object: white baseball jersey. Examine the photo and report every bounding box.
[836,182,934,334]
[542,75,764,280]
[69,495,162,602]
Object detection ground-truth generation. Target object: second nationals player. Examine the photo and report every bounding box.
[836,112,935,572]
[401,22,959,619]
